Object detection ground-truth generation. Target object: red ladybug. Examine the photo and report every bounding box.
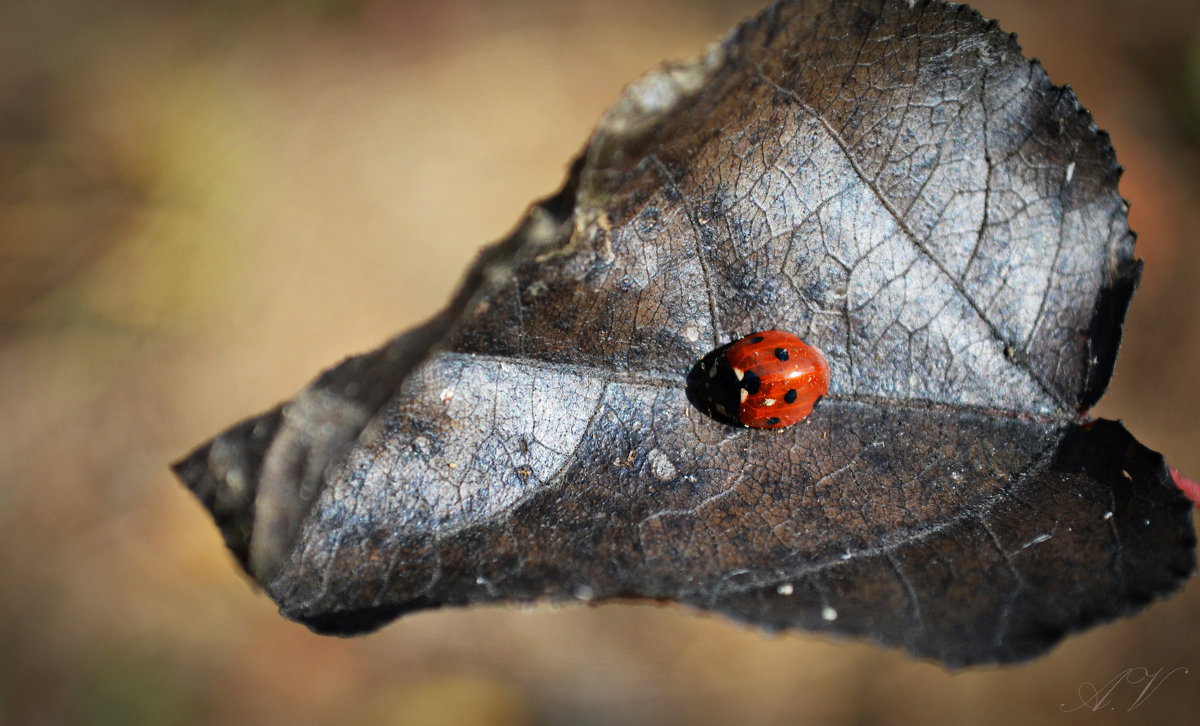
[697,330,829,429]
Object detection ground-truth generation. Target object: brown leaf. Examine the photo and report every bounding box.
[174,0,1195,666]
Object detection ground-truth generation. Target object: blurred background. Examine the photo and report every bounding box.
[2,0,1199,724]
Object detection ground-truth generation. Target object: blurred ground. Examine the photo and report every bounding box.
[2,1,1199,725]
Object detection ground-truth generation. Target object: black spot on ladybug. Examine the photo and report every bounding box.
[741,369,761,395]
[750,335,765,343]
[784,389,797,404]
[765,417,782,427]
[774,348,789,361]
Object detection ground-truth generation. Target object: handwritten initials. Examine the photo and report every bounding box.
[1060,666,1188,712]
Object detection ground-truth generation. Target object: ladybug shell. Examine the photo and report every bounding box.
[715,330,829,429]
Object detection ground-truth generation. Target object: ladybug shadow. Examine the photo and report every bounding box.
[685,341,744,427]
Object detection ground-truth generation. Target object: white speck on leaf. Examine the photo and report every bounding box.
[1065,161,1076,183]
[822,606,838,621]
[776,583,794,596]
[650,449,677,480]
[224,468,247,496]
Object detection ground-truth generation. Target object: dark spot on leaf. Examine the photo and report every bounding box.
[854,7,877,35]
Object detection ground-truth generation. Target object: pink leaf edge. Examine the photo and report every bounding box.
[1169,466,1200,509]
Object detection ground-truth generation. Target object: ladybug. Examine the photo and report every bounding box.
[695,330,829,429]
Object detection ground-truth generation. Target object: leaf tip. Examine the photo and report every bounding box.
[170,407,283,570]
